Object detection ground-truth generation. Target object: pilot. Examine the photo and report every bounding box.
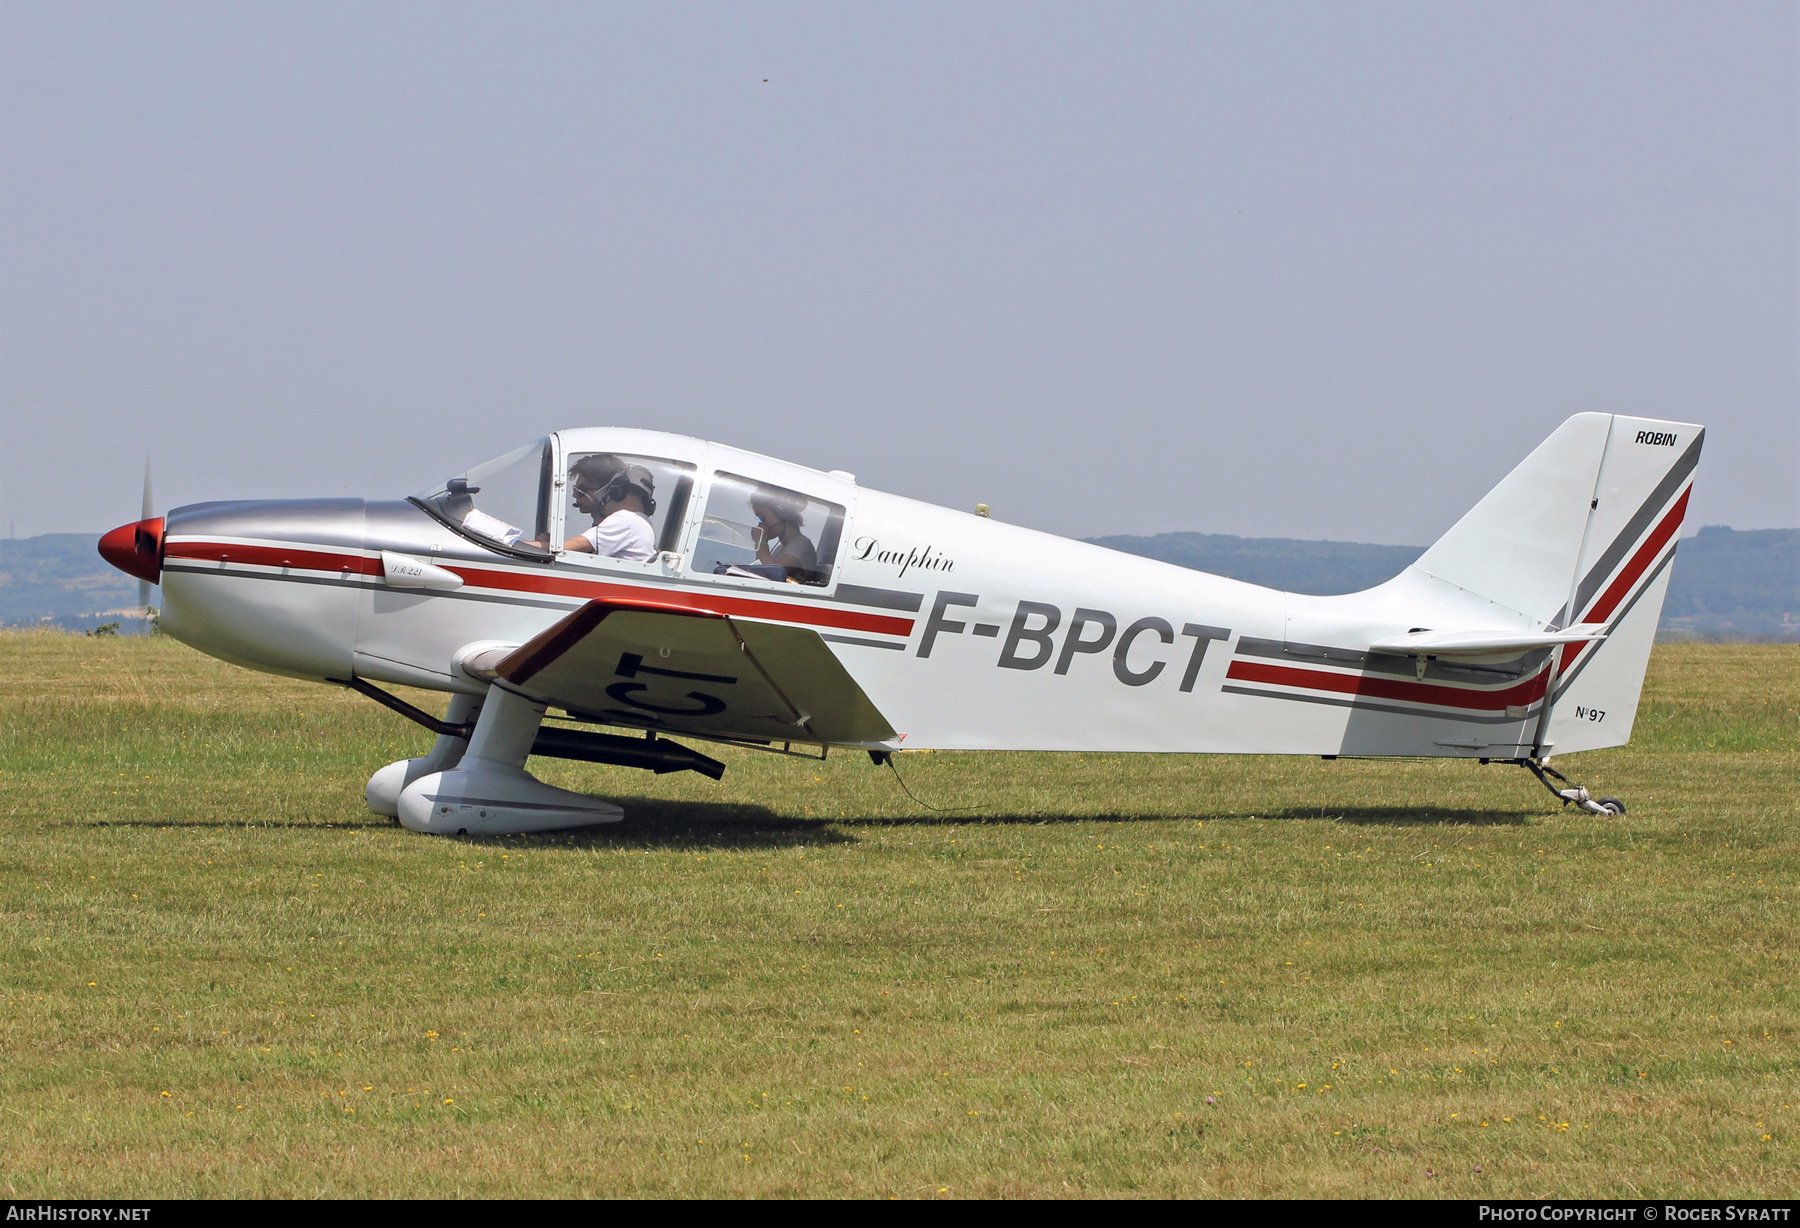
[565,454,623,522]
[563,457,658,561]
[750,486,818,582]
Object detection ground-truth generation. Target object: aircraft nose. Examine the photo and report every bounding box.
[98,517,164,584]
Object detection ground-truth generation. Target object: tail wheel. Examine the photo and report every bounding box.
[1597,797,1627,816]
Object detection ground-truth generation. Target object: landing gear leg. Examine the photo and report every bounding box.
[1523,759,1626,816]
[365,693,480,817]
[396,685,623,835]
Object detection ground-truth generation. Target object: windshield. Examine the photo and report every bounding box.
[412,439,553,558]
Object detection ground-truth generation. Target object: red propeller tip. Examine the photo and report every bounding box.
[99,517,164,584]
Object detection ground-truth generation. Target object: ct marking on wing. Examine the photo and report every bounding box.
[603,652,738,717]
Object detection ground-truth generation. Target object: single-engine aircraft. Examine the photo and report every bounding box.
[98,413,1702,835]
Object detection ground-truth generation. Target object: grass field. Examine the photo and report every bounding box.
[0,631,1794,1198]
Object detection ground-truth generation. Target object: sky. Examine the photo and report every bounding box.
[2,2,1794,544]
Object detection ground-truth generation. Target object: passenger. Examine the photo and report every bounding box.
[564,458,658,561]
[750,486,818,583]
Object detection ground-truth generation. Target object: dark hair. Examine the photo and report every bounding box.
[569,454,624,490]
[750,485,805,529]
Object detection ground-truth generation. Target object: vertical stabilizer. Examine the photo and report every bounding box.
[1409,413,1614,624]
[1403,413,1703,757]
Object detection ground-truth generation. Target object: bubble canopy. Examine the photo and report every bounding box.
[411,438,554,559]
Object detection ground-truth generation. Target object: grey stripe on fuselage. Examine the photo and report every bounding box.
[163,562,367,591]
[1220,684,1536,725]
[821,633,908,650]
[1233,636,1542,684]
[831,584,925,612]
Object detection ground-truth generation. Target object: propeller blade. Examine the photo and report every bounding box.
[140,455,154,615]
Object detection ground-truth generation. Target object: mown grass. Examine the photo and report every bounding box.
[0,632,1794,1198]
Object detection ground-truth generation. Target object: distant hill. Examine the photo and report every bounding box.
[1088,526,1796,642]
[0,534,151,633]
[3,526,1793,640]
[1656,526,1800,641]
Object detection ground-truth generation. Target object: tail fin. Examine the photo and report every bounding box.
[1409,412,1704,755]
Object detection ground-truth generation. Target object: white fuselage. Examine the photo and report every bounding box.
[153,419,1698,763]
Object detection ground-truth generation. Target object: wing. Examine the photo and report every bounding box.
[489,598,896,746]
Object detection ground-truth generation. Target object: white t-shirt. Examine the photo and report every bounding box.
[581,509,656,561]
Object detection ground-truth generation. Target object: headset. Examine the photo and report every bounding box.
[587,465,657,517]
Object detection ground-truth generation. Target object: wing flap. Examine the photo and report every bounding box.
[495,598,896,745]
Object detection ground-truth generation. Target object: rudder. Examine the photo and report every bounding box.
[1542,416,1703,755]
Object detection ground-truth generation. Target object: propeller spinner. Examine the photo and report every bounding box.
[97,457,164,595]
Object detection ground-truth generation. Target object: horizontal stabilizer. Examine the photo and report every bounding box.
[1367,625,1607,656]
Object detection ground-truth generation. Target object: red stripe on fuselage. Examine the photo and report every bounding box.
[1230,485,1693,711]
[1225,660,1550,711]
[165,540,383,575]
[446,564,914,636]
[163,540,914,638]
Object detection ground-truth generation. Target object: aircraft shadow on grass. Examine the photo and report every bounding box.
[90,798,854,850]
[826,805,1537,829]
[481,798,1541,845]
[1257,805,1535,827]
[89,799,1537,844]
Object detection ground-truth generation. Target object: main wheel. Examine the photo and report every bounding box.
[1597,796,1626,816]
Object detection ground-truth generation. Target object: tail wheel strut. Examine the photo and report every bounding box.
[1523,760,1625,815]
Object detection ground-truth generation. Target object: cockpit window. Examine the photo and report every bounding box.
[562,453,696,557]
[411,439,553,559]
[693,472,844,587]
